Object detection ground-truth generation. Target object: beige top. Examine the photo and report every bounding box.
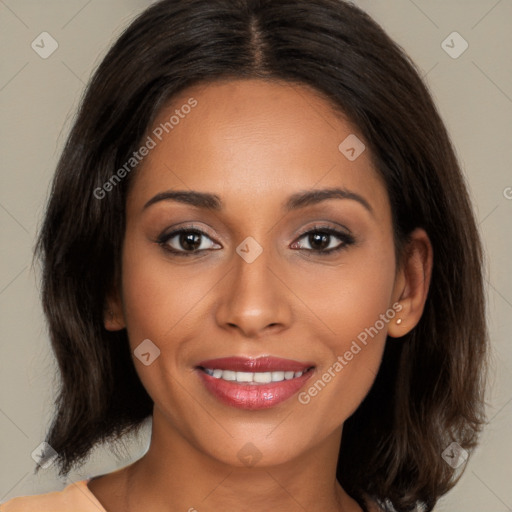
[0,479,106,512]
[1,478,381,511]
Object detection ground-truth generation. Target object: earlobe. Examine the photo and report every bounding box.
[388,228,433,339]
[104,286,126,331]
[104,307,126,331]
[387,308,407,338]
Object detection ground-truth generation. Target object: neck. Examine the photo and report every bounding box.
[123,408,363,512]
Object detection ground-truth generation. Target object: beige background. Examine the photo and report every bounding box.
[1,0,511,510]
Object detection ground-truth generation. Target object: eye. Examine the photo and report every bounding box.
[291,225,355,255]
[157,226,221,256]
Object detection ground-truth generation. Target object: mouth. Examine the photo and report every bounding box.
[195,356,315,410]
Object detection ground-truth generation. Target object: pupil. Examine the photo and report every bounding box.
[310,233,329,250]
[181,232,201,251]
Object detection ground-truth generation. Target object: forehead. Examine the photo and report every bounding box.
[127,78,389,218]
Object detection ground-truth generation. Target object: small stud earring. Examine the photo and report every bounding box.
[109,310,115,321]
[396,318,402,325]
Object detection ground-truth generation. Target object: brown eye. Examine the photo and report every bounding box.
[158,228,221,256]
[177,232,202,251]
[291,227,355,255]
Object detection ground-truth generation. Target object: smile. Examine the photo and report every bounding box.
[196,356,315,410]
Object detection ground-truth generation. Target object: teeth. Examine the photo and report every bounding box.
[236,371,254,382]
[253,372,272,383]
[271,371,285,382]
[221,370,236,381]
[203,368,308,384]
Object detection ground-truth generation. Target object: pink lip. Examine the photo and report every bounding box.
[196,356,315,410]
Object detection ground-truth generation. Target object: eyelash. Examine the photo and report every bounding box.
[156,224,355,258]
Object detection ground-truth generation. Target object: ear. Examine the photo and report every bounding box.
[103,281,126,331]
[388,228,433,338]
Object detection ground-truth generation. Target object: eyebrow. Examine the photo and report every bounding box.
[143,187,374,216]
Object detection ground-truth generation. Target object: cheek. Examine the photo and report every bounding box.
[118,238,206,416]
[295,238,397,419]
[119,236,205,347]
[301,237,396,345]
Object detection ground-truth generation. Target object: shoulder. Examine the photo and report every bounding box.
[0,479,106,512]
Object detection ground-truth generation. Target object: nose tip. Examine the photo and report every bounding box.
[214,251,292,338]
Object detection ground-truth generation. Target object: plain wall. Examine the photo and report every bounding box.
[1,1,511,510]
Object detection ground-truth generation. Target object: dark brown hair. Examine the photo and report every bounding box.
[35,1,488,511]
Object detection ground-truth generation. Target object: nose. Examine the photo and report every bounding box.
[215,243,293,339]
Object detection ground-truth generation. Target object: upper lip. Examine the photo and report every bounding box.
[196,356,315,373]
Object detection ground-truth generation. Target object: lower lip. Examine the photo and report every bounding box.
[197,369,314,410]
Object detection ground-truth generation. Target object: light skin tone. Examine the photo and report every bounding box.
[89,78,433,512]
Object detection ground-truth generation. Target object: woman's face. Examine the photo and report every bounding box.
[115,78,405,467]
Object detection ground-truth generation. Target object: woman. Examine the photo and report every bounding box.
[1,0,487,511]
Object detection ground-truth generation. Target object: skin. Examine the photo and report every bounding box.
[90,78,433,512]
